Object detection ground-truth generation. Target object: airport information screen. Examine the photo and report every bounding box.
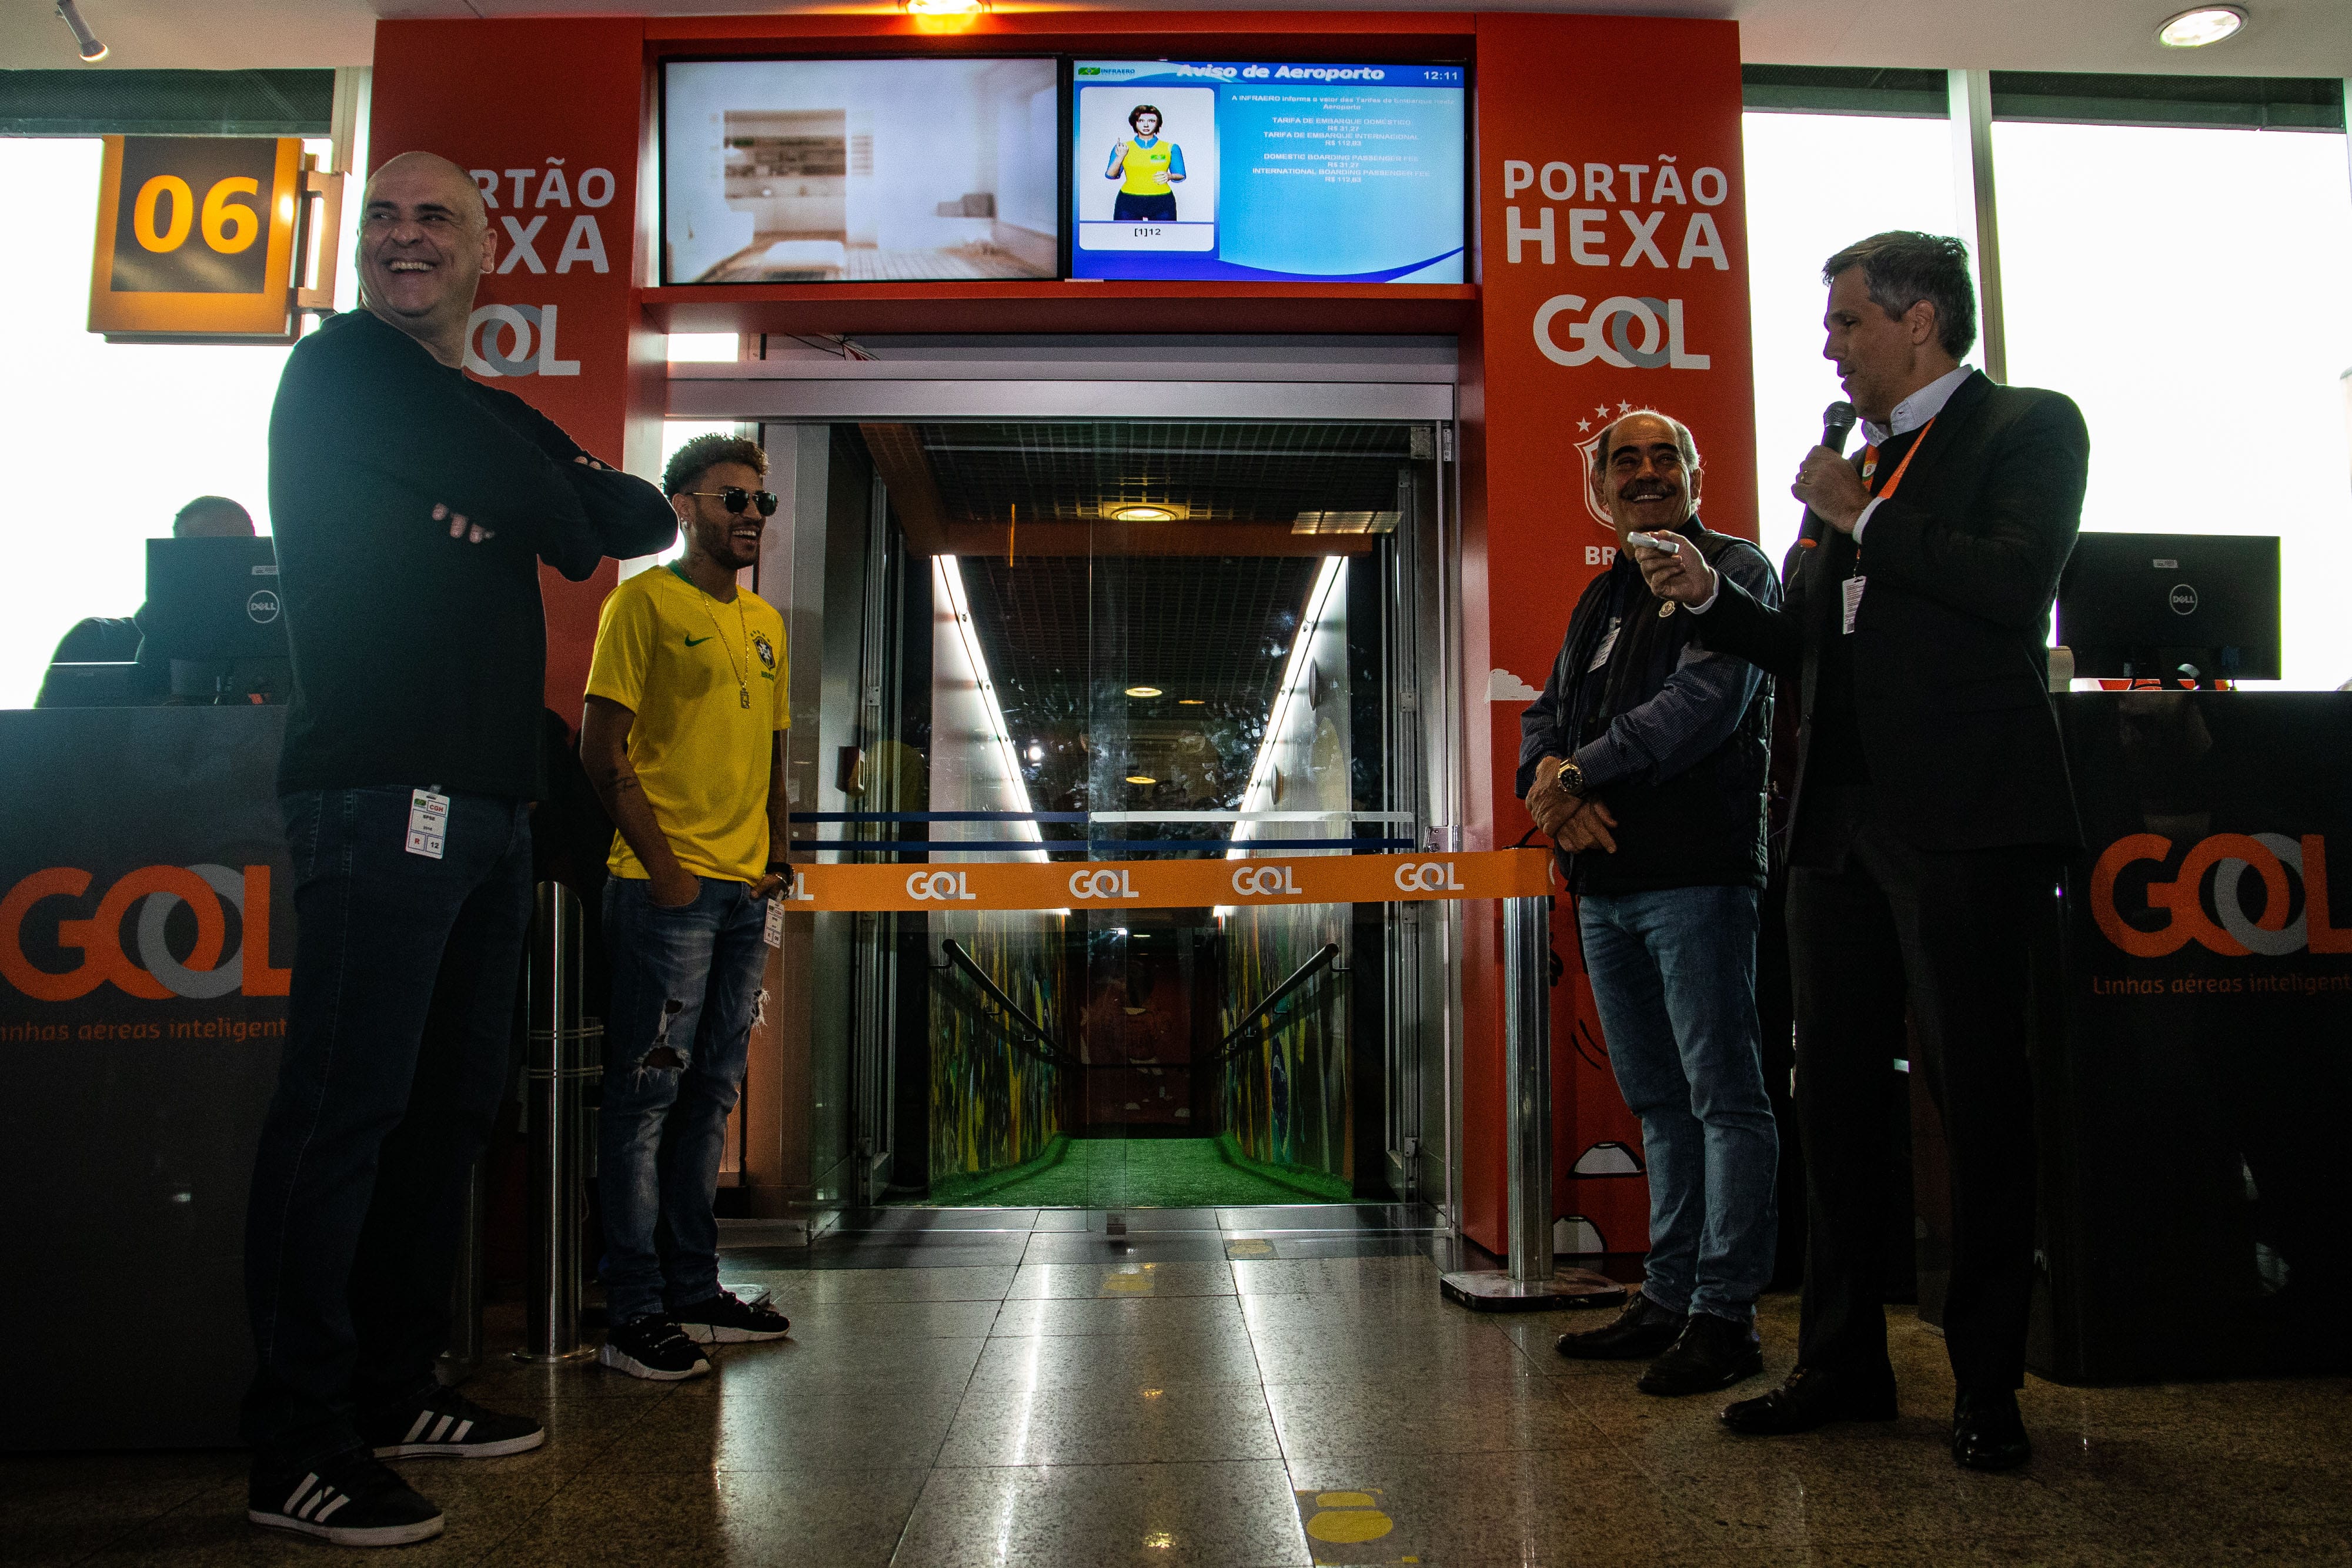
[1070,60,1467,283]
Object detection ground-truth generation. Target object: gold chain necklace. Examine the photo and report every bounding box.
[670,563,751,709]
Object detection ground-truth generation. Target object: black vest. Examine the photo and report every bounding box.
[1551,523,1773,895]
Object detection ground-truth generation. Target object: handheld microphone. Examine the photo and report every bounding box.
[1796,400,1859,550]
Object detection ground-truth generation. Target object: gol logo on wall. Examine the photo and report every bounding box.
[0,864,290,1001]
[2092,833,2350,958]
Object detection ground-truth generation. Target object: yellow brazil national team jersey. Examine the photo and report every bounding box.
[1119,138,1175,195]
[584,565,789,884]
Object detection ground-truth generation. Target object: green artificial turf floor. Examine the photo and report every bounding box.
[924,1135,1350,1208]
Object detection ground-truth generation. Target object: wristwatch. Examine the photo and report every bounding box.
[1553,758,1588,798]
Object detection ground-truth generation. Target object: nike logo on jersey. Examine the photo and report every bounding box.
[684,634,713,647]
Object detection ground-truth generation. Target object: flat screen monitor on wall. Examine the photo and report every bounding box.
[1070,59,1467,284]
[662,57,1061,285]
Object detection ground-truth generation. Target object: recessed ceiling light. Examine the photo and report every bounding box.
[1177,698,1205,705]
[2156,5,2245,46]
[901,0,988,12]
[1025,743,1043,761]
[1124,774,1157,785]
[1124,686,1162,698]
[1110,504,1177,523]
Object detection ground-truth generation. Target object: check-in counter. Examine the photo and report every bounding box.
[1,706,290,1449]
[2017,691,2352,1382]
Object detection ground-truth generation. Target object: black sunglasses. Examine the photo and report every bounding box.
[684,487,779,517]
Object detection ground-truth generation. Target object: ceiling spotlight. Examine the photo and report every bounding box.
[1124,686,1162,698]
[1124,774,1157,785]
[1177,698,1205,705]
[1110,504,1177,523]
[1026,743,1043,762]
[901,0,989,12]
[2156,5,2245,45]
[56,1,107,61]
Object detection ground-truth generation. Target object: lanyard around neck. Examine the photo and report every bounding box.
[1862,414,1936,503]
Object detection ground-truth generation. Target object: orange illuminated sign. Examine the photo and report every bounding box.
[1,864,292,1002]
[777,849,1555,915]
[2091,833,2351,958]
[86,135,310,342]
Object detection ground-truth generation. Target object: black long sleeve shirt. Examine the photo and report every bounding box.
[268,309,674,799]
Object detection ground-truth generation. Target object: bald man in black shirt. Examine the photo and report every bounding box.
[241,152,672,1549]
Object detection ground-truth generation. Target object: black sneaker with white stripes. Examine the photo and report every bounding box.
[248,1447,443,1547]
[675,1288,791,1345]
[362,1385,546,1460]
[600,1313,711,1380]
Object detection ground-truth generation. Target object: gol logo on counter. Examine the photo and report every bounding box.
[2092,833,2350,958]
[0,864,291,1001]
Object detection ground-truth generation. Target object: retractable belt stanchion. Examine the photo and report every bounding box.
[520,881,599,1365]
[1438,894,1624,1311]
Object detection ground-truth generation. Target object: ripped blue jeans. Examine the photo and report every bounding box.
[597,874,769,1325]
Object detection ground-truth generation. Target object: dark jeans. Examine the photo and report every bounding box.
[1578,884,1779,1321]
[242,786,532,1469]
[597,875,768,1324]
[1787,786,2054,1395]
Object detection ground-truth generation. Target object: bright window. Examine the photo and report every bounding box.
[1994,120,2352,690]
[0,135,348,710]
[1742,111,1961,568]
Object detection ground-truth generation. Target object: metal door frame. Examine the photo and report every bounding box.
[700,343,1467,1228]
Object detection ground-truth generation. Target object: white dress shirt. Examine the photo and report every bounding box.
[1688,363,1977,613]
[1852,363,1975,543]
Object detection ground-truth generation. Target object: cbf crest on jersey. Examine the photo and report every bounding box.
[1573,400,1666,534]
[751,631,776,673]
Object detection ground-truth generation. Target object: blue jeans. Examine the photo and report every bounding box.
[243,787,532,1469]
[1578,884,1778,1322]
[598,875,769,1323]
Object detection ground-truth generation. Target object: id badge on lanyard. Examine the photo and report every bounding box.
[1845,416,1935,636]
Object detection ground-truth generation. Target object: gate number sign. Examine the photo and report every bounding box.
[88,135,308,340]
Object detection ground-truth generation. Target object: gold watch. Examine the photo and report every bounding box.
[1555,757,1588,798]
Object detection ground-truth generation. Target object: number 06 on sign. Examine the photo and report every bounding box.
[86,135,340,343]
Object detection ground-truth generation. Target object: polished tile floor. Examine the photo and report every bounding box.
[11,1207,2351,1566]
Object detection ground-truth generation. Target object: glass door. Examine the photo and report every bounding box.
[766,416,1449,1218]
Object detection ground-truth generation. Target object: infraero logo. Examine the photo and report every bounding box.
[2090,833,2351,958]
[0,864,291,1001]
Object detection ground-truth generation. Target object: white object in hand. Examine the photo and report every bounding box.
[1624,531,1682,555]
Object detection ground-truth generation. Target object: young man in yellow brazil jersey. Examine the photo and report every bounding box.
[1104,103,1187,222]
[580,433,793,1380]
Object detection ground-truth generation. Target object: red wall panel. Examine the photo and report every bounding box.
[369,10,1757,1260]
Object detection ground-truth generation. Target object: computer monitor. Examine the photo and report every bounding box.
[2056,533,2280,684]
[142,536,290,700]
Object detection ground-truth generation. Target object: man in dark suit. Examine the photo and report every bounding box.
[1636,230,2088,1472]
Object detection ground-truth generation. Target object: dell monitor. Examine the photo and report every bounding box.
[2057,533,2280,685]
[141,536,290,701]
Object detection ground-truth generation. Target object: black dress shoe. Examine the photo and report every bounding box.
[1637,1311,1763,1397]
[1555,1292,1686,1361]
[1951,1389,2031,1472]
[1720,1363,1899,1435]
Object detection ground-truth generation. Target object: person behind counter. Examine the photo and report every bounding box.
[1637,231,2088,1473]
[239,151,675,1549]
[34,496,255,706]
[1519,412,1782,1398]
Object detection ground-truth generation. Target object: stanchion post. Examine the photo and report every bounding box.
[1504,894,1554,1285]
[519,881,599,1363]
[1441,894,1625,1312]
